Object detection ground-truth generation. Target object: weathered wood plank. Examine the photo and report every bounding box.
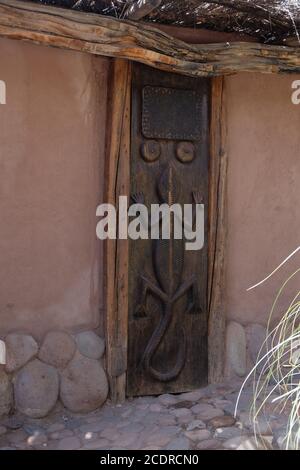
[104,59,131,404]
[208,77,227,384]
[0,0,299,77]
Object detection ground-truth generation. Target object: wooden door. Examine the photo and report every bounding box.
[127,64,210,396]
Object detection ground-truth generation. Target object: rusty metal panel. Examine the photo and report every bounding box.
[142,86,202,140]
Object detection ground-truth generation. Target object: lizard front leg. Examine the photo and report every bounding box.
[134,275,168,318]
[173,276,202,315]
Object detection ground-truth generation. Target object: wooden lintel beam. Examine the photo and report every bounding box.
[0,0,299,77]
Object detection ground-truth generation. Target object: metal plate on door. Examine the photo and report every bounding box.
[142,86,202,140]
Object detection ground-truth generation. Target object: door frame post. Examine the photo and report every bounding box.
[104,59,131,404]
[208,77,228,384]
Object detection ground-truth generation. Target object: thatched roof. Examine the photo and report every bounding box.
[27,1,300,44]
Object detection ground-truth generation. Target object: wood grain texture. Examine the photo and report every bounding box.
[104,59,131,404]
[208,77,227,384]
[127,64,210,397]
[0,0,299,77]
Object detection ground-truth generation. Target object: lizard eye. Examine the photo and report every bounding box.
[176,142,195,163]
[140,140,161,162]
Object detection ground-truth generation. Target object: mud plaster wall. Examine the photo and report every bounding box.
[0,39,109,339]
[225,73,300,327]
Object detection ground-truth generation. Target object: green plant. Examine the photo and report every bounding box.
[236,251,300,450]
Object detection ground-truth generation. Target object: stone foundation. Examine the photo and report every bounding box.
[225,321,267,378]
[0,321,268,418]
[0,330,108,418]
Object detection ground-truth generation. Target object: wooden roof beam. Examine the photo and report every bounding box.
[0,0,299,77]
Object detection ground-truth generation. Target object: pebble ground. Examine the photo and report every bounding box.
[0,380,289,450]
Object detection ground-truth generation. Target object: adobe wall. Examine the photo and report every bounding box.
[224,72,300,378]
[0,39,110,417]
[0,39,109,339]
[225,72,300,327]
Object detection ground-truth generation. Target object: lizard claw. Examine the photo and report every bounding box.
[131,192,145,204]
[192,190,203,205]
[134,303,148,318]
[186,301,202,315]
